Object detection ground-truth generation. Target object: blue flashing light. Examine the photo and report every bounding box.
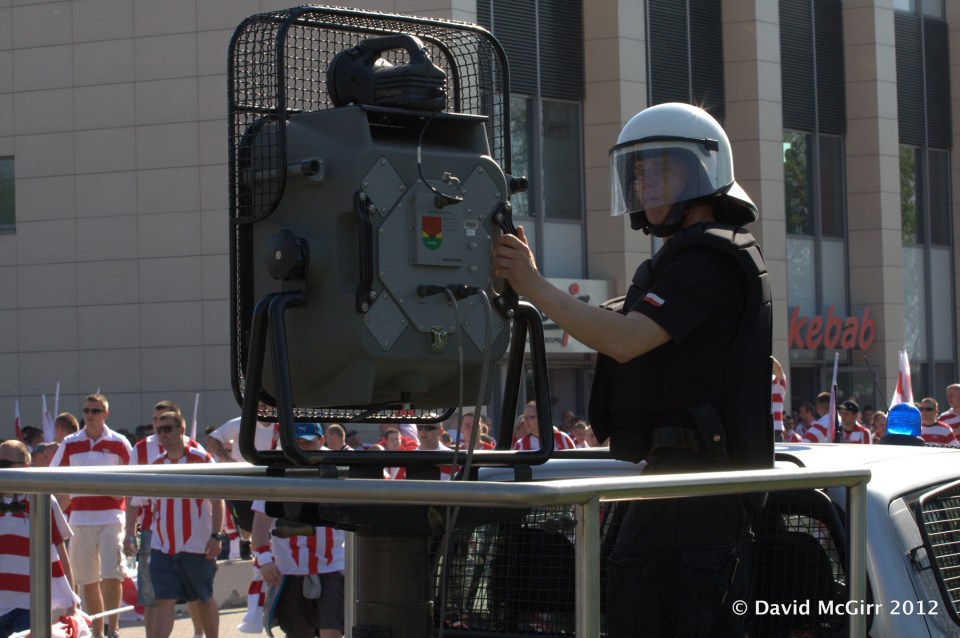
[886,402,921,437]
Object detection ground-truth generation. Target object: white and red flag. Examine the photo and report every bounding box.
[890,350,914,408]
[42,394,55,442]
[14,399,22,442]
[828,352,840,441]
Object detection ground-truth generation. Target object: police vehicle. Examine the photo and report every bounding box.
[426,442,960,637]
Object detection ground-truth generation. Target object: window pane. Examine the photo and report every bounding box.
[541,100,582,220]
[510,95,535,217]
[928,149,950,245]
[0,158,13,228]
[901,146,923,244]
[931,246,954,354]
[786,235,816,316]
[921,0,944,19]
[903,245,927,354]
[819,135,845,238]
[821,238,847,314]
[893,0,915,12]
[784,131,813,235]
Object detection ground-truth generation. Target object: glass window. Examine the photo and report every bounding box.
[901,146,923,244]
[819,136,845,238]
[928,149,950,246]
[783,131,813,235]
[0,157,13,229]
[541,100,582,220]
[921,0,944,19]
[893,0,916,12]
[509,95,535,218]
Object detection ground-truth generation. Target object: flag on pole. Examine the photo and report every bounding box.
[190,393,200,441]
[53,381,60,421]
[890,349,914,408]
[42,394,55,442]
[14,400,22,442]
[828,352,841,442]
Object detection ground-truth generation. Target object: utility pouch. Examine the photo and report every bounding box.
[689,402,728,459]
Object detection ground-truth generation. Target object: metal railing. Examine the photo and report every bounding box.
[0,462,871,637]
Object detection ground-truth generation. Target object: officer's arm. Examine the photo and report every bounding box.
[493,226,669,362]
[252,510,283,586]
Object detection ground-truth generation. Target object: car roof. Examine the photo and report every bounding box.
[478,443,960,502]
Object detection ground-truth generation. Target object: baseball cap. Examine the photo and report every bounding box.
[840,400,859,413]
[296,423,323,440]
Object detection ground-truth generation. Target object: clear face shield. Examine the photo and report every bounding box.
[609,138,722,219]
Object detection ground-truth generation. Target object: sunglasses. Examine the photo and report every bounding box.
[920,407,937,412]
[82,408,104,415]
[417,425,440,432]
[156,425,179,434]
[0,500,26,515]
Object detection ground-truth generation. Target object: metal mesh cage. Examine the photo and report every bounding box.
[917,480,960,624]
[227,5,509,409]
[751,491,849,637]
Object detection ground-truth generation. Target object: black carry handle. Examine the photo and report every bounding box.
[493,202,520,315]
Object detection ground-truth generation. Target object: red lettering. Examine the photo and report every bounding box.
[806,316,823,349]
[840,316,858,349]
[858,307,876,350]
[823,305,843,349]
[788,307,807,348]
[791,306,878,350]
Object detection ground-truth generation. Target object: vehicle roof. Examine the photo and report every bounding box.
[776,441,960,500]
[479,443,960,501]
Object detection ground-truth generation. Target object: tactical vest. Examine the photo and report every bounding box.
[589,223,773,470]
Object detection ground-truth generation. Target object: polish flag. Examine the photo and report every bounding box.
[890,350,914,408]
[42,394,55,443]
[14,400,22,442]
[828,352,841,442]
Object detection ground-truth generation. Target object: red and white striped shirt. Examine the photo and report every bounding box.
[841,424,872,444]
[0,495,79,615]
[772,375,785,434]
[130,434,205,530]
[802,416,834,443]
[512,428,577,452]
[251,501,344,575]
[50,426,132,525]
[150,447,218,555]
[939,408,960,438]
[921,423,960,448]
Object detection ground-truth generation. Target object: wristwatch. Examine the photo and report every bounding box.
[210,532,226,541]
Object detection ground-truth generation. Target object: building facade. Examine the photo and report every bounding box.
[0,0,956,433]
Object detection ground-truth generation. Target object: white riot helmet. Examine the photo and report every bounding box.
[610,102,757,237]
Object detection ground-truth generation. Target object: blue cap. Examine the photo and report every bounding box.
[886,403,921,437]
[296,423,323,440]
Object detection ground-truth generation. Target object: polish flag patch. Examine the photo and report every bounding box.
[642,293,665,307]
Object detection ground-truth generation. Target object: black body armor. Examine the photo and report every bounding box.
[589,223,773,470]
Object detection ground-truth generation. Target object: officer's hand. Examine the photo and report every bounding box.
[493,226,542,297]
[260,561,283,587]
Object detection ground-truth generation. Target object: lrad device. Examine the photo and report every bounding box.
[228,6,555,470]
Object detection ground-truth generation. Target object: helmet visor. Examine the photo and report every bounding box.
[610,137,722,217]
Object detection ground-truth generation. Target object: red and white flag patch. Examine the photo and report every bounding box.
[642,293,665,307]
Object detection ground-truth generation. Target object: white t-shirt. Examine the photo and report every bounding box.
[209,417,278,462]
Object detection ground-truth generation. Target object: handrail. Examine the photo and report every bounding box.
[0,464,870,638]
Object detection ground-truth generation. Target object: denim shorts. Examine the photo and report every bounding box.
[150,549,217,603]
[137,529,155,606]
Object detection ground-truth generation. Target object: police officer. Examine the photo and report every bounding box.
[494,102,772,637]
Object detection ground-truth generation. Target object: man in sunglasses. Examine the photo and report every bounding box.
[147,411,224,638]
[0,440,81,635]
[919,397,960,447]
[50,393,132,638]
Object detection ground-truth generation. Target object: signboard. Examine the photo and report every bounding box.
[788,306,876,351]
[537,278,613,354]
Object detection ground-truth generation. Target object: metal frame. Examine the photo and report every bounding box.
[3,463,869,638]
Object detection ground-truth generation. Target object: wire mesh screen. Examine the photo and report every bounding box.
[433,504,621,636]
[917,480,960,624]
[227,5,509,408]
[751,492,849,637]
